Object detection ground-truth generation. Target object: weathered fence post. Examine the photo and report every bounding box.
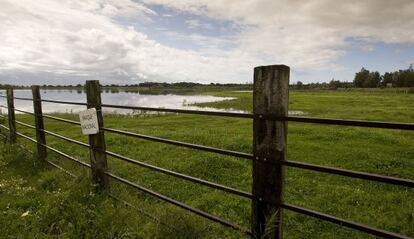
[32,86,47,160]
[6,87,16,143]
[251,65,289,239]
[85,80,109,191]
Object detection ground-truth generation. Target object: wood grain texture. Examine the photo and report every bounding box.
[6,88,16,143]
[86,80,109,191]
[32,86,47,160]
[251,65,289,239]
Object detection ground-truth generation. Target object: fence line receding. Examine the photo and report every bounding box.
[0,64,413,239]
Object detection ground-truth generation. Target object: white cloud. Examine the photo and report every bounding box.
[1,0,414,84]
[143,0,414,69]
[0,0,261,84]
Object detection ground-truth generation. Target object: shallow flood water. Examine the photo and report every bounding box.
[0,89,242,114]
[0,89,306,115]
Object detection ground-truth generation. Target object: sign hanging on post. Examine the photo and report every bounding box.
[79,108,99,135]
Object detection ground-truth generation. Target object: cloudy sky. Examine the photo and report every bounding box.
[1,0,414,85]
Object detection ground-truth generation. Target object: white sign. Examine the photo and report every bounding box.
[79,108,99,135]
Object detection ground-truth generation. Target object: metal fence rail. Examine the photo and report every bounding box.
[0,127,175,233]
[1,89,255,237]
[102,103,253,118]
[0,66,413,239]
[10,106,413,189]
[8,125,254,236]
[281,203,411,239]
[42,99,87,106]
[43,114,81,125]
[284,116,414,130]
[102,127,254,160]
[104,149,253,198]
[283,160,414,188]
[42,129,89,148]
[104,171,253,236]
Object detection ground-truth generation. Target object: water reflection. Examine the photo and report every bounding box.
[0,89,242,114]
[0,90,306,115]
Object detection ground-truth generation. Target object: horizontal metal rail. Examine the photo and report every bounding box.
[42,114,81,125]
[45,144,91,168]
[107,193,179,232]
[2,125,201,235]
[0,124,10,131]
[45,160,76,177]
[15,120,36,130]
[41,129,89,148]
[282,160,414,188]
[14,96,33,101]
[103,127,253,160]
[0,105,34,115]
[102,104,414,130]
[41,99,87,106]
[14,108,35,115]
[14,130,91,169]
[105,171,252,236]
[1,106,81,126]
[105,150,252,199]
[4,98,87,107]
[102,103,252,118]
[3,101,413,131]
[284,116,414,131]
[10,129,85,177]
[15,131,37,143]
[282,203,411,239]
[13,132,85,178]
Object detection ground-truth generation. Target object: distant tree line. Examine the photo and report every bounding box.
[0,82,253,90]
[106,82,252,88]
[293,80,354,90]
[354,64,414,88]
[0,84,28,89]
[292,64,414,90]
[2,65,413,90]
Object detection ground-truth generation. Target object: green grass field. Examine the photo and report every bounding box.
[0,90,413,238]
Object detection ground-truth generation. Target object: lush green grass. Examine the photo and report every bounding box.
[0,90,413,238]
[195,90,414,122]
[0,142,146,238]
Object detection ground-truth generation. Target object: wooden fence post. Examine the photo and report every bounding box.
[32,86,47,160]
[85,80,109,191]
[6,87,16,143]
[251,65,290,239]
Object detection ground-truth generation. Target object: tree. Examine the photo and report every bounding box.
[381,72,393,87]
[354,67,370,87]
[329,78,341,89]
[364,71,381,88]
